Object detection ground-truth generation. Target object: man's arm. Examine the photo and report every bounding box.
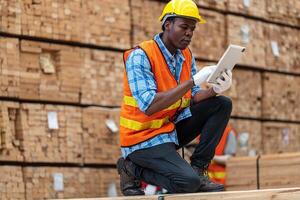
[145,79,194,116]
[192,87,217,104]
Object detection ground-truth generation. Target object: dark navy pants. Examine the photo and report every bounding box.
[127,96,232,193]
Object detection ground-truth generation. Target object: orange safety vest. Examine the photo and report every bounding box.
[120,40,192,147]
[208,125,235,185]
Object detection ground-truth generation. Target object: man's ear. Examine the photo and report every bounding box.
[164,20,172,31]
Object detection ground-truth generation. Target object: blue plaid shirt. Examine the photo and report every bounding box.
[121,33,200,158]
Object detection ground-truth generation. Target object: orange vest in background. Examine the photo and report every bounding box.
[208,125,235,185]
[120,40,192,147]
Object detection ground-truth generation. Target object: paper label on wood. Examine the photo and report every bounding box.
[243,0,251,8]
[240,25,250,44]
[40,54,56,74]
[107,182,118,197]
[105,119,119,133]
[271,41,280,57]
[53,173,64,191]
[47,111,59,130]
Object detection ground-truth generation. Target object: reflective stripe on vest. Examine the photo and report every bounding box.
[120,116,170,131]
[123,96,190,110]
[208,171,226,180]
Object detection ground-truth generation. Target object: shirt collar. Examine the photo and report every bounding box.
[154,33,185,63]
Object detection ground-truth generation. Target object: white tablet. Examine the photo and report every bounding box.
[207,44,246,84]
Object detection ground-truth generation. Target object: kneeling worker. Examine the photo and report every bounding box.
[117,0,233,195]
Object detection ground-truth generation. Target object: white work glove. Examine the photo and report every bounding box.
[212,70,232,94]
[192,65,217,86]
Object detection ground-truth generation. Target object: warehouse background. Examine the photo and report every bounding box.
[0,0,299,199]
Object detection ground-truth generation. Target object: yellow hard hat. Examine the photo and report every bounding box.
[159,0,206,24]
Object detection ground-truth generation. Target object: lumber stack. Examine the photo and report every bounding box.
[229,119,262,156]
[0,38,20,98]
[0,166,25,200]
[226,15,267,68]
[262,123,300,154]
[23,167,120,199]
[226,153,300,190]
[226,156,258,190]
[227,0,267,18]
[1,0,131,48]
[260,153,300,189]
[82,107,120,164]
[0,101,24,161]
[262,73,300,121]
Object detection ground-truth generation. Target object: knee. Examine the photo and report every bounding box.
[216,96,232,113]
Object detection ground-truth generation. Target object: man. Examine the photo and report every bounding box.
[117,0,233,195]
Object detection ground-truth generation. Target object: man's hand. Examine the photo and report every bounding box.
[192,65,217,86]
[212,70,232,94]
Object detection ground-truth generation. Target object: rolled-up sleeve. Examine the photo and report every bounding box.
[191,56,201,97]
[125,49,157,113]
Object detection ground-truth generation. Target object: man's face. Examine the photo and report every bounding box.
[166,17,197,50]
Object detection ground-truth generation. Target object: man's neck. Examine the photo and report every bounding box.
[160,33,176,55]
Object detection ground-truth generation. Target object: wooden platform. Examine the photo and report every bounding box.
[52,187,300,200]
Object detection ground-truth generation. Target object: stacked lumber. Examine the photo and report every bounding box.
[265,25,299,73]
[0,38,20,98]
[189,9,226,60]
[0,0,131,48]
[82,107,120,164]
[262,73,300,121]
[259,153,300,189]
[262,122,300,154]
[23,167,120,199]
[0,166,25,200]
[226,156,258,191]
[266,0,300,26]
[227,0,267,18]
[81,50,124,106]
[20,103,83,163]
[224,69,262,118]
[229,119,262,156]
[19,40,82,102]
[131,0,163,46]
[0,0,21,34]
[0,37,124,105]
[195,0,227,10]
[227,15,267,68]
[0,101,24,161]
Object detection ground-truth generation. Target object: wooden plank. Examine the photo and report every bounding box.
[262,73,300,121]
[260,153,300,189]
[164,188,300,200]
[229,119,262,156]
[51,188,300,200]
[82,107,120,164]
[226,156,258,191]
[227,15,268,68]
[24,167,121,199]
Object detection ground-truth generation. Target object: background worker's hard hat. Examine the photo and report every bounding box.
[159,0,206,25]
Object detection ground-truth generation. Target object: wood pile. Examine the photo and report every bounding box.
[227,0,267,18]
[0,0,131,48]
[226,15,267,68]
[82,107,120,164]
[0,166,25,200]
[227,153,300,191]
[23,167,120,199]
[224,156,258,191]
[259,153,300,189]
[262,73,300,121]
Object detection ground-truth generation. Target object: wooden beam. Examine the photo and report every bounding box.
[51,187,300,200]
